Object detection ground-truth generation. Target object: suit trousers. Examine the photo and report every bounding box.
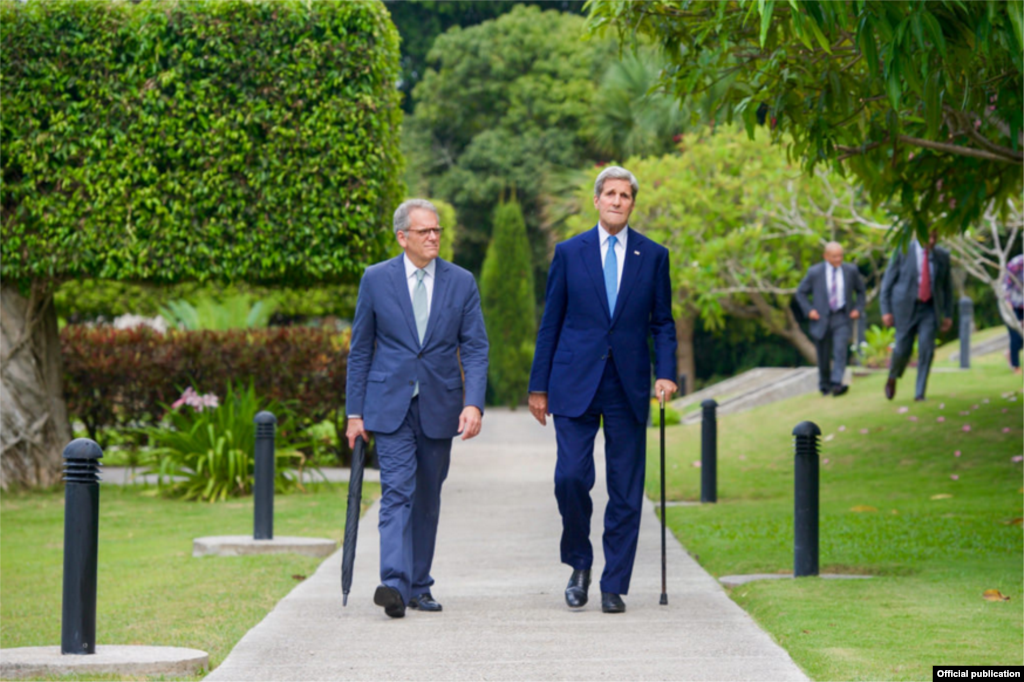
[553,360,647,595]
[815,310,852,391]
[374,397,452,604]
[889,300,937,399]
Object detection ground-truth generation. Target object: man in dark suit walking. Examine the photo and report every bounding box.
[346,199,489,618]
[795,242,866,396]
[528,166,677,614]
[880,231,953,401]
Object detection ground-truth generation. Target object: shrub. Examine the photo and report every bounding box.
[145,382,309,502]
[61,326,348,443]
[650,400,682,427]
[480,200,536,407]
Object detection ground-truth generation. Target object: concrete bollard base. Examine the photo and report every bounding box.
[719,573,874,588]
[192,535,336,558]
[0,645,208,679]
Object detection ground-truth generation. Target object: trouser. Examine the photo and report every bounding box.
[374,397,452,604]
[1009,307,1023,369]
[815,309,852,391]
[889,300,937,400]
[553,360,647,596]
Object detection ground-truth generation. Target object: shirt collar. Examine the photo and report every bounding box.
[404,254,436,279]
[597,223,629,247]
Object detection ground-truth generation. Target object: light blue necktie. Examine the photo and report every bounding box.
[604,235,618,315]
[412,269,427,396]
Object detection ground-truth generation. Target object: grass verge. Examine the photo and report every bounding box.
[648,355,1023,681]
[1,481,379,680]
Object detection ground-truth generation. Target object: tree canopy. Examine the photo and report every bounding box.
[587,0,1023,240]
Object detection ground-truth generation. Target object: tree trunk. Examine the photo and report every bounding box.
[674,312,696,396]
[1,281,72,489]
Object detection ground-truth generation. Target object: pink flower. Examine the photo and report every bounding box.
[897,406,909,414]
[962,425,971,432]
[171,387,219,412]
[937,417,946,423]
[1003,427,1011,433]
[1012,456,1023,463]
[950,474,959,481]
[838,425,846,432]
[954,450,961,457]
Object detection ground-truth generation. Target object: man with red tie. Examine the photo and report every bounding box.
[880,231,953,401]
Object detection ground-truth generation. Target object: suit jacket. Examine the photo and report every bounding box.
[795,261,866,341]
[346,255,488,440]
[529,226,677,423]
[879,242,953,328]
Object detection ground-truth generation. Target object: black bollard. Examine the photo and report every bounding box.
[253,411,277,541]
[792,421,821,577]
[700,399,717,503]
[61,438,103,655]
[959,296,973,369]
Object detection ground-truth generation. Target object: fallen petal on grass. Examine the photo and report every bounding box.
[908,416,919,422]
[1003,427,1012,433]
[982,589,1011,602]
[937,417,946,422]
[955,451,961,457]
[938,403,945,409]
[860,428,869,434]
[897,406,909,414]
[823,458,830,464]
[962,425,972,432]
[950,474,959,481]
[1012,455,1023,463]
[692,461,701,468]
[824,434,835,441]
[838,425,846,432]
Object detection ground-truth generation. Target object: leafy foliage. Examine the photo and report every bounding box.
[61,325,349,443]
[587,0,1024,239]
[859,324,896,368]
[160,294,276,331]
[1,0,403,287]
[405,5,616,279]
[145,382,307,502]
[480,201,536,408]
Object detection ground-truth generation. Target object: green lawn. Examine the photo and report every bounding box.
[1,481,379,680]
[648,353,1023,680]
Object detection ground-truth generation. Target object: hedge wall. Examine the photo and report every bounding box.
[1,0,403,287]
[61,325,349,441]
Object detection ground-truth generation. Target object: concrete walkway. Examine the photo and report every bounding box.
[206,409,807,682]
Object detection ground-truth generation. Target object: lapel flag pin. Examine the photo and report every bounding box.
[634,250,640,255]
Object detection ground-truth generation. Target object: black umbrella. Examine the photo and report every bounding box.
[341,435,366,606]
[659,391,668,606]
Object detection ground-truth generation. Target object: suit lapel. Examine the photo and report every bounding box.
[389,256,420,346]
[612,230,644,325]
[581,227,612,321]
[421,259,449,348]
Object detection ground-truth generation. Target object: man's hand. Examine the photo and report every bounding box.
[654,379,678,404]
[808,309,820,321]
[849,309,860,320]
[940,317,953,333]
[882,313,895,328]
[346,418,370,450]
[458,406,483,441]
[528,392,549,426]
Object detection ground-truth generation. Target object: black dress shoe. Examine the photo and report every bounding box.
[914,395,926,402]
[564,569,591,608]
[373,584,405,618]
[820,388,830,396]
[832,384,849,396]
[884,377,897,400]
[408,592,442,612]
[601,592,626,614]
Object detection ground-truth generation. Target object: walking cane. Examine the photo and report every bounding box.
[659,389,668,606]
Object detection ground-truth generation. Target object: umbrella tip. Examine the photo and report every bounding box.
[660,594,668,606]
[343,593,349,607]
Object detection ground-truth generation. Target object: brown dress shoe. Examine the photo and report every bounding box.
[884,377,896,400]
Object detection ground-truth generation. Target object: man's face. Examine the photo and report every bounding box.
[396,208,441,268]
[594,178,635,234]
[928,231,938,249]
[824,246,844,268]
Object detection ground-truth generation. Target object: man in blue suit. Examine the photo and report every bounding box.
[529,166,677,614]
[346,199,489,618]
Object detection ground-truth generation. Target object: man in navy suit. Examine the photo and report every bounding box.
[529,166,677,614]
[880,231,953,401]
[346,199,489,618]
[795,242,866,397]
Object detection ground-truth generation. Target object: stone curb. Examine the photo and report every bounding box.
[0,645,208,680]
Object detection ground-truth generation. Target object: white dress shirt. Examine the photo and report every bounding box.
[912,239,933,290]
[404,254,435,315]
[597,223,628,289]
[827,264,845,310]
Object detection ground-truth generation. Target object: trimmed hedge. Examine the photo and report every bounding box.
[61,325,348,441]
[1,0,403,286]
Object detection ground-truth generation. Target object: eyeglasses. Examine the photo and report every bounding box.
[405,228,444,238]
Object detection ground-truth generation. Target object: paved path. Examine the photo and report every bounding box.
[206,409,807,681]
